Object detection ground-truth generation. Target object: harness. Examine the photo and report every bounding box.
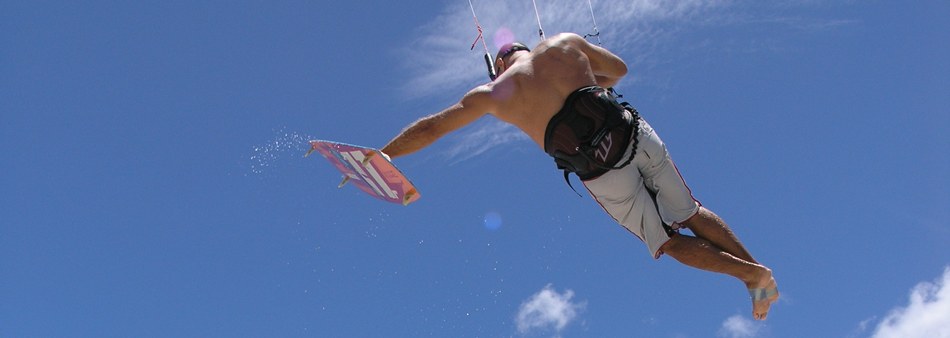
[543,86,641,194]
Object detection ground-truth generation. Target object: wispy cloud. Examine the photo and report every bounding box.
[401,0,855,163]
[718,315,763,338]
[869,266,950,338]
[401,0,731,96]
[402,0,860,92]
[515,284,585,336]
[403,1,732,163]
[442,117,529,165]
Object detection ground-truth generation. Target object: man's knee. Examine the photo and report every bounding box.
[658,233,685,256]
[679,206,714,229]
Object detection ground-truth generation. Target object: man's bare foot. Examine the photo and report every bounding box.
[747,269,779,320]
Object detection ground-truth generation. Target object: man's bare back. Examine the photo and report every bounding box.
[380,33,626,157]
[483,34,614,147]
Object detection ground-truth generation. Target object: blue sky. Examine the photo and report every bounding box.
[2,1,949,337]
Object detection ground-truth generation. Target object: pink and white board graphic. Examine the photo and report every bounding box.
[307,140,420,206]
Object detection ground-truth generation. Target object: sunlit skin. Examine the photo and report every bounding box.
[381,32,779,320]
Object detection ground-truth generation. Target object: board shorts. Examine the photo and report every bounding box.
[583,118,700,259]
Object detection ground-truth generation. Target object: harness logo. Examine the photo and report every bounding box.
[594,132,613,162]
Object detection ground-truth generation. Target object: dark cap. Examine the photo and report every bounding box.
[495,42,530,61]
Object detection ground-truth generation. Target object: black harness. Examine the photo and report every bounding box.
[543,86,641,193]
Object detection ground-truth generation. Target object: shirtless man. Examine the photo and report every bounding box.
[381,33,779,320]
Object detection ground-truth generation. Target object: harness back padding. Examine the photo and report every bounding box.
[544,86,639,182]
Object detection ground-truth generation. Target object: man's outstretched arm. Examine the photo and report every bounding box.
[381,86,494,159]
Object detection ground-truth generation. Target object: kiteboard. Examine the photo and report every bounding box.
[306,140,420,206]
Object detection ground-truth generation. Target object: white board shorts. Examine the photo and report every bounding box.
[583,118,700,259]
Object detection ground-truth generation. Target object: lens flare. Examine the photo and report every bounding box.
[493,28,515,50]
[484,211,503,230]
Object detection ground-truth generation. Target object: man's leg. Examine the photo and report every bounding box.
[630,118,779,319]
[681,207,757,264]
[660,234,778,320]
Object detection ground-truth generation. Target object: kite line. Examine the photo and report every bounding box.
[531,0,546,40]
[583,0,602,45]
[467,1,613,80]
[468,0,498,80]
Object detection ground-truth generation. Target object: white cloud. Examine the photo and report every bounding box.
[870,267,950,338]
[516,284,585,336]
[718,315,763,338]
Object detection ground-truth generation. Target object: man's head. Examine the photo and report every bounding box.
[494,42,530,76]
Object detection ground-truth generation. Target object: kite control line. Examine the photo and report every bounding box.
[583,0,602,45]
[531,0,545,41]
[468,0,497,81]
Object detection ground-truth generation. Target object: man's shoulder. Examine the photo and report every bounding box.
[534,33,588,54]
[462,84,498,108]
[465,84,493,98]
[545,33,585,45]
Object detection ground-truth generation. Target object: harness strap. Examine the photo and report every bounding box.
[553,150,589,196]
[562,170,582,196]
